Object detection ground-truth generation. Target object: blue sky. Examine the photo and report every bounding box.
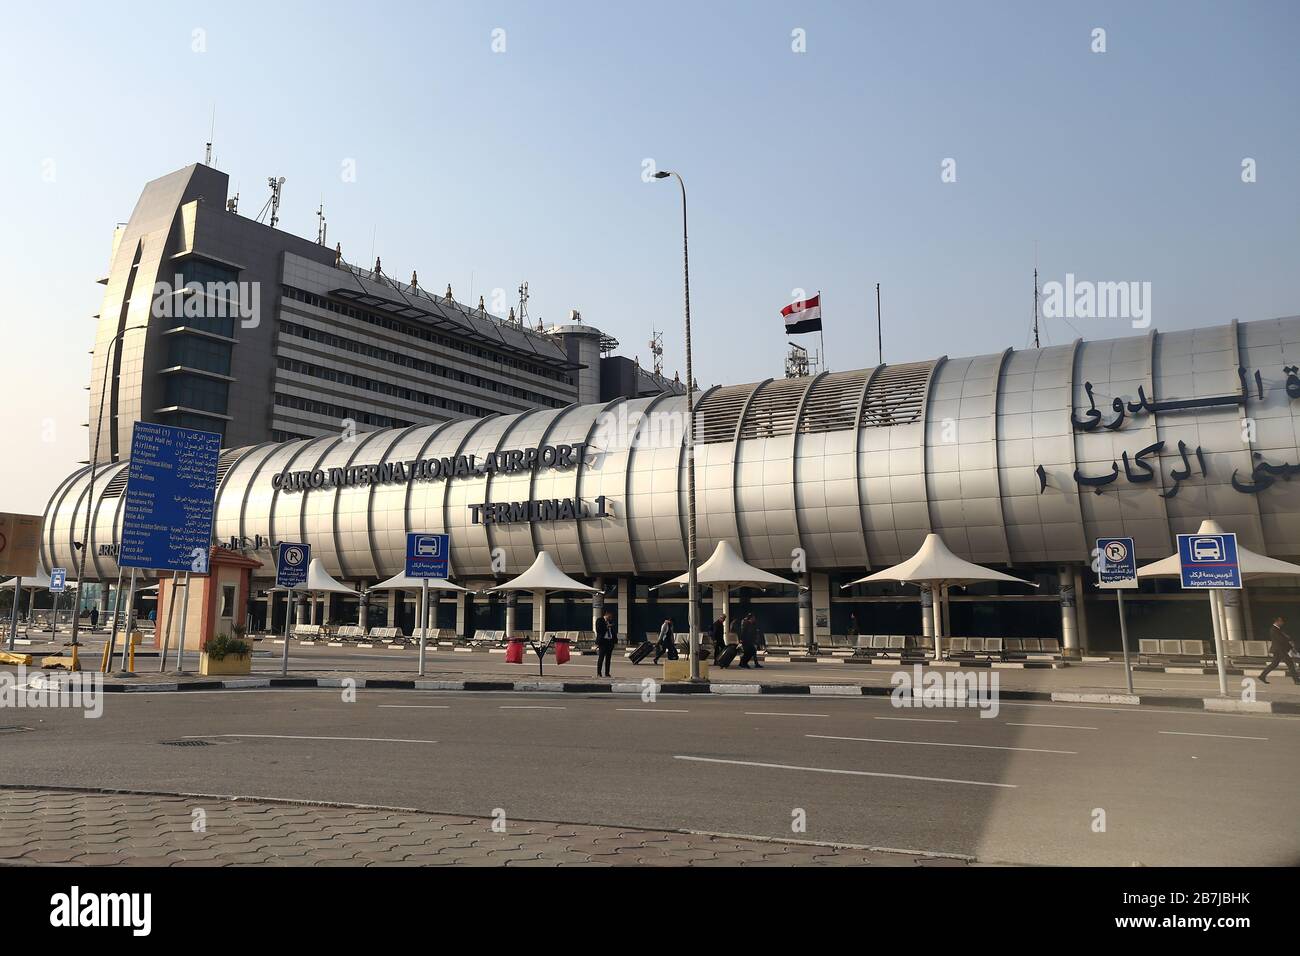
[1,0,1296,511]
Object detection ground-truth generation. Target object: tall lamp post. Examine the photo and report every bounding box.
[654,169,701,681]
[70,325,146,659]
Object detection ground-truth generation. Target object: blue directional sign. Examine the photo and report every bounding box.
[1177,532,1241,589]
[119,422,221,573]
[276,542,311,589]
[1095,537,1137,589]
[49,568,67,593]
[406,532,450,579]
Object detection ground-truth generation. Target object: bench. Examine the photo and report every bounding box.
[368,626,401,641]
[291,623,323,639]
[1137,638,1212,665]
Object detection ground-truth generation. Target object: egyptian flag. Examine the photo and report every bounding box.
[782,293,822,334]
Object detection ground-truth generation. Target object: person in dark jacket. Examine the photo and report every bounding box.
[712,616,726,659]
[1258,616,1299,684]
[594,610,616,677]
[738,613,763,669]
[653,618,675,663]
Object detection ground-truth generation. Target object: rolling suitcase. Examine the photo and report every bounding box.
[715,644,740,668]
[629,641,654,664]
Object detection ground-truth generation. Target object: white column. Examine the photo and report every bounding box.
[1220,588,1246,645]
[1059,566,1079,654]
[617,577,630,644]
[505,592,518,637]
[799,572,813,649]
[921,586,935,639]
[533,589,546,637]
[455,591,467,638]
[592,576,604,635]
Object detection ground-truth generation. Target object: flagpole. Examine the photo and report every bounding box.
[818,290,826,373]
[876,283,883,365]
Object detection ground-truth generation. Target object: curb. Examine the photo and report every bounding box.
[22,672,1299,715]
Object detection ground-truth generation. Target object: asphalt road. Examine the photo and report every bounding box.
[2,684,1296,866]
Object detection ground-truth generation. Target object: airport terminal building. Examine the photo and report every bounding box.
[39,315,1300,653]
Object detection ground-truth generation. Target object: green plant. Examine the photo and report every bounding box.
[205,632,251,661]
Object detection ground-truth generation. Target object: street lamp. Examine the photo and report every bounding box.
[654,169,701,681]
[69,325,147,658]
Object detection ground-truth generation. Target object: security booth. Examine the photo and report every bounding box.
[156,547,263,652]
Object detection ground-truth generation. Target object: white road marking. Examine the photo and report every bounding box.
[186,734,438,744]
[618,708,690,713]
[378,704,450,709]
[500,705,566,710]
[874,716,958,723]
[808,734,1075,755]
[744,712,829,718]
[1158,730,1268,741]
[674,755,1016,788]
[1006,722,1097,730]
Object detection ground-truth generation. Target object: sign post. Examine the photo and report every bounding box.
[1095,537,1138,695]
[1176,532,1241,697]
[116,423,221,674]
[48,567,67,637]
[276,542,311,676]
[1,513,44,652]
[406,533,450,678]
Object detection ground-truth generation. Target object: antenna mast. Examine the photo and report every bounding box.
[1032,241,1041,349]
[517,282,530,328]
[316,199,327,245]
[204,107,215,165]
[649,329,664,378]
[256,176,285,228]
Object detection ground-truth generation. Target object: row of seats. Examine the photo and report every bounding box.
[1138,639,1273,661]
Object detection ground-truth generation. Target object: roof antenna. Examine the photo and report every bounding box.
[316,198,327,245]
[255,176,285,228]
[1032,240,1041,349]
[517,281,530,327]
[204,106,215,165]
[649,329,664,377]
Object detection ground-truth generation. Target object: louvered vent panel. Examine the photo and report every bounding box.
[860,361,934,427]
[738,378,808,440]
[798,370,870,434]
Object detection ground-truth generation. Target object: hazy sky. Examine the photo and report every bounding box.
[1,0,1296,513]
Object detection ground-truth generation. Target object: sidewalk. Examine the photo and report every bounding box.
[0,787,963,867]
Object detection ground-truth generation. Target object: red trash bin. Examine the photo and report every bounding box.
[554,639,570,665]
[505,638,526,664]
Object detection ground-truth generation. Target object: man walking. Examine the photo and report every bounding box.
[712,615,726,660]
[1258,616,1299,684]
[738,612,763,669]
[653,617,676,664]
[595,610,616,678]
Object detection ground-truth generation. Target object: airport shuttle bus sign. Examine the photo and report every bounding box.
[406,532,450,579]
[1176,532,1241,589]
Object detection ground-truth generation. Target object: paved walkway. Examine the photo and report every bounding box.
[0,788,961,867]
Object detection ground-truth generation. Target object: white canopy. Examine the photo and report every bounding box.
[370,571,474,593]
[486,551,600,594]
[843,533,1036,661]
[304,558,359,595]
[2,570,55,590]
[843,533,1039,589]
[655,540,800,590]
[1137,519,1300,581]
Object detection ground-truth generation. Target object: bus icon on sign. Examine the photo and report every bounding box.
[1191,537,1223,562]
[414,535,442,558]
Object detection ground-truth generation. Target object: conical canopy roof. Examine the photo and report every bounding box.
[486,551,600,593]
[657,540,800,590]
[843,533,1037,589]
[370,571,474,592]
